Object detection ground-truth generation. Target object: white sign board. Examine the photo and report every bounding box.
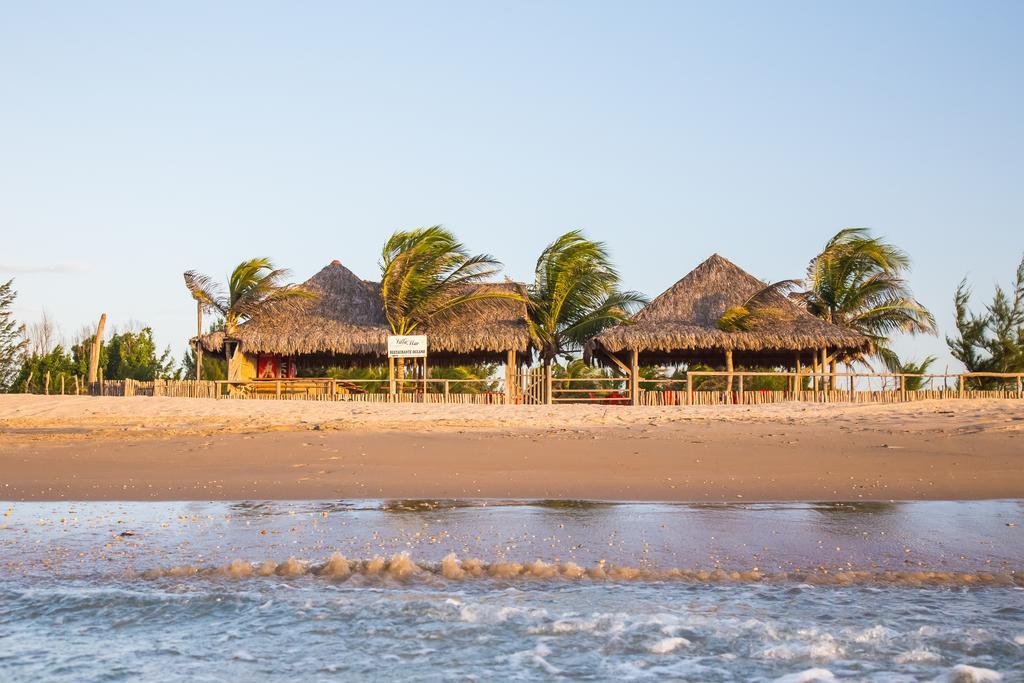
[387,335,427,358]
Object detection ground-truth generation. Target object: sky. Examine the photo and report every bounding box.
[1,1,1021,371]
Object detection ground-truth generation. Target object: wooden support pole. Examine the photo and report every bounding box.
[44,372,50,395]
[444,379,450,400]
[725,349,734,395]
[738,373,744,403]
[795,354,802,396]
[1018,375,1022,398]
[958,374,964,398]
[821,347,829,393]
[812,351,819,393]
[61,374,65,395]
[629,349,639,406]
[276,380,281,399]
[505,350,516,405]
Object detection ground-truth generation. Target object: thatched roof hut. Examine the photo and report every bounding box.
[588,254,869,367]
[196,260,533,366]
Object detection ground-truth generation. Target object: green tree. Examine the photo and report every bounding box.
[947,255,1024,385]
[14,345,75,393]
[638,365,687,391]
[800,228,936,373]
[551,358,618,396]
[525,230,646,374]
[106,328,176,380]
[71,328,177,381]
[426,364,500,394]
[71,335,107,378]
[0,279,29,392]
[897,356,937,391]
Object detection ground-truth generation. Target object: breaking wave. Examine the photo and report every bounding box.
[140,552,1024,587]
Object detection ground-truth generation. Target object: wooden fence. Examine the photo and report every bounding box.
[17,370,1024,405]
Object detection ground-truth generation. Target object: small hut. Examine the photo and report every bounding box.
[587,254,869,395]
[195,260,533,388]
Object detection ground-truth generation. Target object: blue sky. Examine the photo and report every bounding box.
[1,1,1021,370]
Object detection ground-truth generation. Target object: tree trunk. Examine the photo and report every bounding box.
[196,301,203,381]
[88,314,106,384]
[396,357,406,396]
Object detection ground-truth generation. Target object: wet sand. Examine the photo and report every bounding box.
[1,396,1022,501]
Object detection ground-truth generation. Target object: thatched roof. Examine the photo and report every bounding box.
[589,254,869,365]
[195,260,532,364]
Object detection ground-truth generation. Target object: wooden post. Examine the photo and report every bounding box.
[44,372,50,395]
[958,374,964,398]
[88,313,106,385]
[812,351,819,393]
[725,349,734,395]
[422,356,428,403]
[276,380,281,399]
[686,371,693,405]
[738,373,744,404]
[504,350,516,405]
[820,347,829,394]
[795,354,802,397]
[629,349,639,406]
[444,379,450,401]
[544,361,553,405]
[196,301,204,381]
[74,376,80,395]
[900,374,907,402]
[1017,375,1022,398]
[61,374,65,395]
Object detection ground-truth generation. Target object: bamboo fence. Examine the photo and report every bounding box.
[15,370,1024,405]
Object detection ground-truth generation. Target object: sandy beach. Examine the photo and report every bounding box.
[1,395,1021,501]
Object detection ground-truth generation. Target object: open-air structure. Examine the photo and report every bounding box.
[194,260,533,399]
[587,254,871,400]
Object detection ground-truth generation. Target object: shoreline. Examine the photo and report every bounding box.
[2,395,1021,502]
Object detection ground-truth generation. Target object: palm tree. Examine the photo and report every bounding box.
[183,258,314,373]
[800,228,936,385]
[525,231,646,399]
[379,226,517,382]
[897,355,937,391]
[717,279,800,332]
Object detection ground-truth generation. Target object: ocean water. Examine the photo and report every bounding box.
[1,500,1021,682]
